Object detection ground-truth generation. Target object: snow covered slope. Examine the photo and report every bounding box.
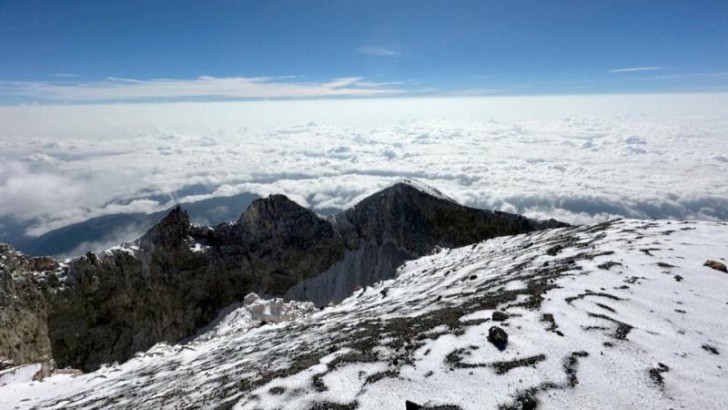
[2,219,727,409]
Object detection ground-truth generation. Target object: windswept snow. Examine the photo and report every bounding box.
[396,178,457,204]
[2,219,728,409]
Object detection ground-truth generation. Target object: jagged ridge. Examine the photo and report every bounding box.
[0,181,566,371]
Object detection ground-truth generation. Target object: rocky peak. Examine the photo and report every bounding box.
[138,205,191,250]
[238,194,335,247]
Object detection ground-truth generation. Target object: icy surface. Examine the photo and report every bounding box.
[2,219,727,409]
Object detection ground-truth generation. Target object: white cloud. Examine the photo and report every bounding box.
[0,161,87,221]
[0,94,727,237]
[357,46,398,57]
[608,66,666,73]
[0,76,403,102]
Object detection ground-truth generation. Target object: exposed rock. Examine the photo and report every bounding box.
[406,400,423,410]
[0,245,55,365]
[285,182,567,305]
[648,362,670,389]
[31,361,53,382]
[702,344,719,355]
[704,260,727,273]
[0,357,14,370]
[488,326,509,350]
[492,311,509,321]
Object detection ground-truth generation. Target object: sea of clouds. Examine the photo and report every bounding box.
[1,93,727,237]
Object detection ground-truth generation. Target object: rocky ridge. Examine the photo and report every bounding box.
[0,180,565,371]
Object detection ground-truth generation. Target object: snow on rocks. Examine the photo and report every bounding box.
[2,219,728,409]
[243,293,316,324]
[397,178,457,203]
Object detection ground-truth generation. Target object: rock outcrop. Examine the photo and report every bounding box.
[0,245,58,365]
[704,259,727,273]
[285,182,565,305]
[0,181,567,371]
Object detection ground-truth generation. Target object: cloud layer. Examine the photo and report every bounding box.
[1,94,727,237]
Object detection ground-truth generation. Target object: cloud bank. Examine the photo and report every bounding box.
[0,94,727,237]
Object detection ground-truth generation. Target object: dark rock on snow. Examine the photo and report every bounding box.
[406,400,423,410]
[488,326,509,350]
[492,311,509,321]
[704,259,727,273]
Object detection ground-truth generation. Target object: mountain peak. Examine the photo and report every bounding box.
[370,178,457,204]
[238,194,307,222]
[138,204,190,249]
[390,178,457,202]
[238,194,335,248]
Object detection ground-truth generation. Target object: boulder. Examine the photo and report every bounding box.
[488,326,509,350]
[704,260,727,273]
[492,311,509,321]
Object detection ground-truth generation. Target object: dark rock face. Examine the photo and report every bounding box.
[0,244,58,364]
[285,183,567,305]
[0,182,566,371]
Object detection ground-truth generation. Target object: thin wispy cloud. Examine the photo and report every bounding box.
[647,71,728,80]
[357,46,398,57]
[0,76,404,102]
[51,73,80,78]
[608,66,666,73]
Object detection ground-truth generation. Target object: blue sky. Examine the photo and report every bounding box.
[1,0,727,103]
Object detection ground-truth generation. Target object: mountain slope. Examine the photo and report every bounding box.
[1,219,726,409]
[0,180,563,371]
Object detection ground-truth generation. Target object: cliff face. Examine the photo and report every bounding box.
[0,181,567,371]
[0,245,58,365]
[286,183,565,305]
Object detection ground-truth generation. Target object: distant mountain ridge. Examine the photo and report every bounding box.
[1,192,260,258]
[0,180,567,371]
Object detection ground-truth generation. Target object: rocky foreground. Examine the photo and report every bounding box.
[0,181,564,372]
[1,218,727,409]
